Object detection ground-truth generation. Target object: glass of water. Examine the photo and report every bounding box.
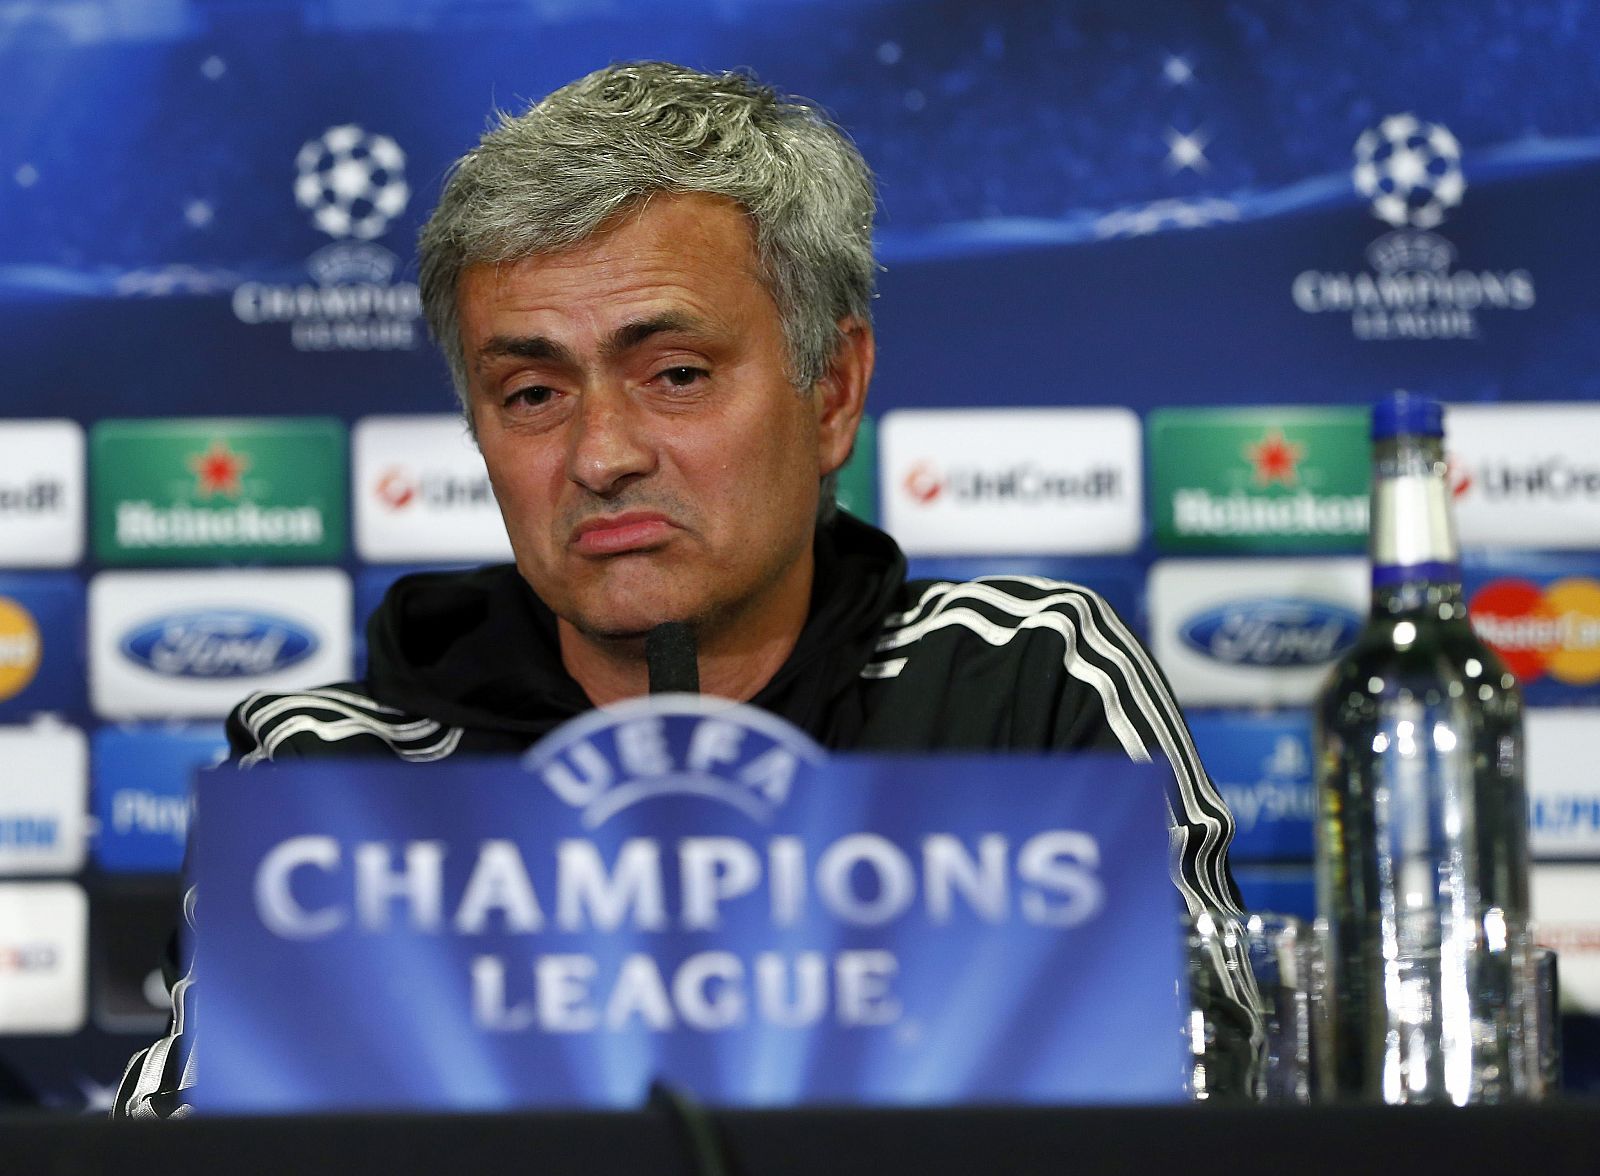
[1185,910,1326,1103]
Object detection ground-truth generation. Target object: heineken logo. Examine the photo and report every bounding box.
[188,440,250,498]
[115,502,324,549]
[1149,408,1368,554]
[1245,430,1304,486]
[93,419,346,565]
[1171,489,1367,538]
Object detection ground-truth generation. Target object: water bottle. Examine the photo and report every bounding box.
[1314,391,1538,1103]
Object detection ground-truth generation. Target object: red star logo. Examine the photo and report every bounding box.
[1243,429,1305,487]
[187,440,250,498]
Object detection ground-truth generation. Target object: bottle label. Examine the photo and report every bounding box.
[1372,472,1459,585]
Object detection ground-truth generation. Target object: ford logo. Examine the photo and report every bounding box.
[120,610,318,679]
[1180,598,1361,668]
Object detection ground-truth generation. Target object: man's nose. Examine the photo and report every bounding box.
[566,387,656,494]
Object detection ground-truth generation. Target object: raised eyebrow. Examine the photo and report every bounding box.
[475,335,578,370]
[602,313,713,361]
[474,315,713,372]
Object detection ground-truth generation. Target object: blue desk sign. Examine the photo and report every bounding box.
[189,696,1186,1113]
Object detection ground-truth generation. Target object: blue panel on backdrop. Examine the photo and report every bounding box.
[92,724,227,873]
[1187,710,1316,863]
[0,573,83,719]
[190,707,1184,1113]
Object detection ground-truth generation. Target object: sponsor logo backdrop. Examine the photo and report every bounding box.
[1,0,1599,1105]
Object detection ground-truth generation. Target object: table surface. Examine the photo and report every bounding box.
[8,1100,1600,1176]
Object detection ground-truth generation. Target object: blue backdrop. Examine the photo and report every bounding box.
[1,0,1597,1110]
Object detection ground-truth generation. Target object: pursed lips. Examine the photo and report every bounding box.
[569,511,678,556]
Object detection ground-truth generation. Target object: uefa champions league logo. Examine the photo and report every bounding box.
[293,124,411,241]
[230,123,422,350]
[523,696,826,829]
[1290,112,1533,340]
[1351,113,1465,231]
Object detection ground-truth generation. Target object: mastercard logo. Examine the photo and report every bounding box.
[1469,577,1600,685]
[0,596,42,702]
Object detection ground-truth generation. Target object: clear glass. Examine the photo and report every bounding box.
[1314,432,1539,1103]
[1183,911,1327,1103]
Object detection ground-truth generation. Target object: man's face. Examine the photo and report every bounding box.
[457,192,859,646]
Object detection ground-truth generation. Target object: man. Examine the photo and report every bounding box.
[115,62,1245,1118]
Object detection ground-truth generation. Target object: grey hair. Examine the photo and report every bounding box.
[418,61,877,407]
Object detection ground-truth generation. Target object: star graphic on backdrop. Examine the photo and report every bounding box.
[187,439,250,498]
[1163,127,1210,173]
[1244,429,1305,486]
[1162,53,1195,86]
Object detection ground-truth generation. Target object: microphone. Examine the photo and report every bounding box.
[645,622,699,694]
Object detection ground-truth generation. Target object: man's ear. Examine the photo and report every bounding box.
[814,316,874,477]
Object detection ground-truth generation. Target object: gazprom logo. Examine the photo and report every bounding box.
[120,610,318,679]
[523,696,827,829]
[1180,598,1361,667]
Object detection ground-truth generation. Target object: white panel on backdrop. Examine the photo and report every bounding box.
[89,569,351,719]
[353,415,513,563]
[0,420,84,568]
[1148,558,1370,706]
[1532,865,1600,1015]
[0,719,86,876]
[1447,404,1600,549]
[1526,709,1600,859]
[0,881,87,1034]
[880,408,1142,555]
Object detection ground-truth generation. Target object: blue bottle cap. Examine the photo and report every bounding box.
[1371,390,1444,440]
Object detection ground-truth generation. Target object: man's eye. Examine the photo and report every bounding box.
[505,385,555,408]
[658,366,708,388]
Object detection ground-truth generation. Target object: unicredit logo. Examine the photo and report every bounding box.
[0,479,64,515]
[0,943,59,972]
[374,467,493,511]
[375,467,417,509]
[1180,599,1361,667]
[902,461,1121,507]
[1457,457,1600,502]
[903,462,943,504]
[120,610,318,678]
